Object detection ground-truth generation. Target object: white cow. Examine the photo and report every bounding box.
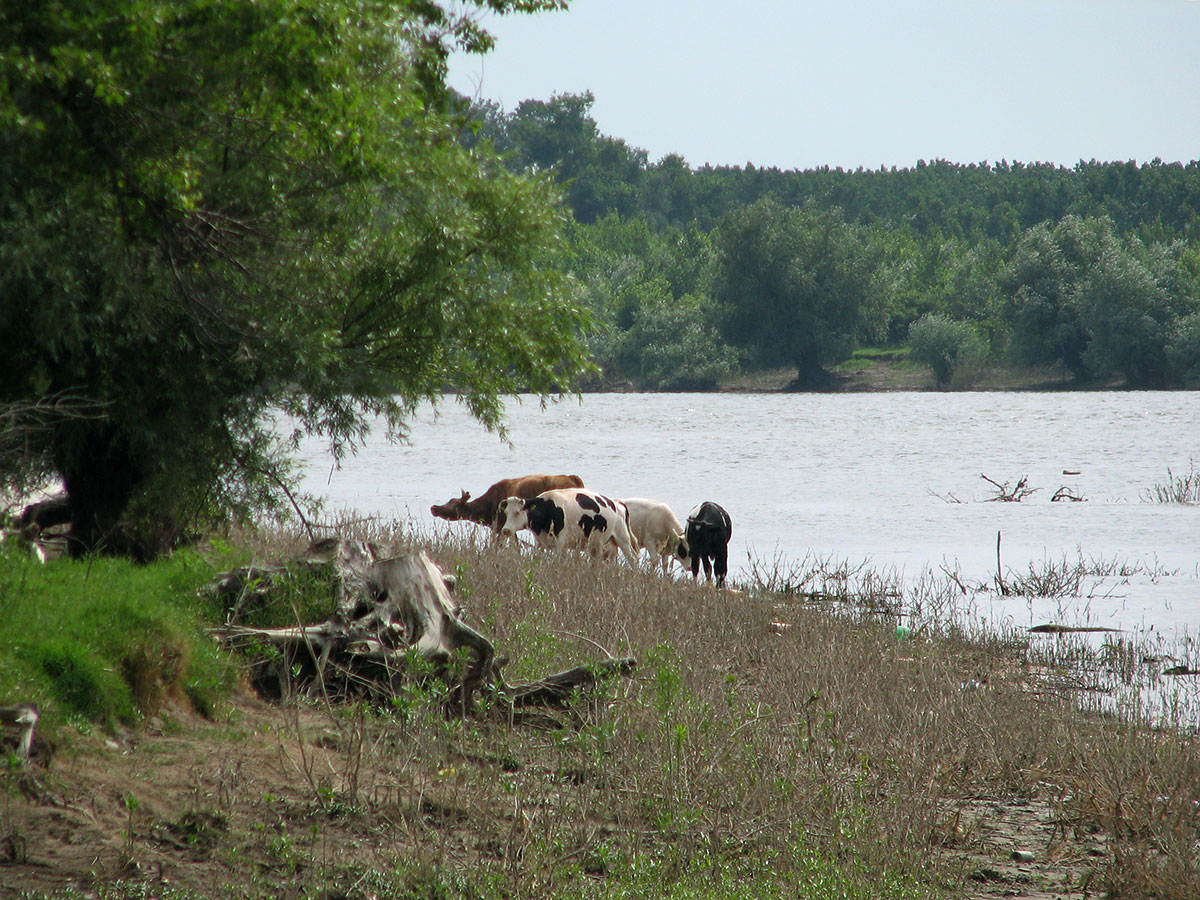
[619,498,685,574]
[500,488,638,565]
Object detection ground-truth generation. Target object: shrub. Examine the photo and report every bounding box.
[907,312,988,388]
[616,293,738,390]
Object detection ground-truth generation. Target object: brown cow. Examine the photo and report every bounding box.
[431,474,584,533]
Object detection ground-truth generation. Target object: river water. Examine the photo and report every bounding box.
[287,391,1199,652]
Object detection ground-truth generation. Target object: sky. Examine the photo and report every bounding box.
[448,0,1200,171]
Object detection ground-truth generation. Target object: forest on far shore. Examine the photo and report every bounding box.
[465,91,1200,391]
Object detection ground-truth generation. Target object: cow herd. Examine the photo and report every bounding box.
[430,474,733,587]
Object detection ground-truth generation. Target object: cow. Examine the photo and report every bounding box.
[675,501,733,587]
[620,498,685,574]
[430,474,584,533]
[500,488,638,565]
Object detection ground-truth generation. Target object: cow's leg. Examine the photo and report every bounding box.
[616,533,639,567]
[701,555,713,582]
[690,555,700,579]
[713,548,728,587]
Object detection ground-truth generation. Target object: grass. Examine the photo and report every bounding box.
[2,524,1199,899]
[725,347,1079,392]
[0,542,233,730]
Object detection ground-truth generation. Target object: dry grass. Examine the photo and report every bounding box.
[4,521,1198,899]
[431,528,1198,899]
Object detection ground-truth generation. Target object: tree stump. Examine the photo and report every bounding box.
[213,540,635,719]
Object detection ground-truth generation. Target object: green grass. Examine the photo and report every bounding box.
[845,345,912,361]
[0,544,234,730]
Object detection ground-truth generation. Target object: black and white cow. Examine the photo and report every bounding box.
[675,501,733,587]
[500,488,638,565]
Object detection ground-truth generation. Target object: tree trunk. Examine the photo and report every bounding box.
[57,425,145,558]
[786,349,835,391]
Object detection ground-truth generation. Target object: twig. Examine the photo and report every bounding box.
[550,629,617,660]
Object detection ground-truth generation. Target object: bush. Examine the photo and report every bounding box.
[907,312,988,388]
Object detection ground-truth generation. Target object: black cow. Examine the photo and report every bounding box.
[675,501,732,587]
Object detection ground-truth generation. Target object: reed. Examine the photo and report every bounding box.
[1142,460,1200,504]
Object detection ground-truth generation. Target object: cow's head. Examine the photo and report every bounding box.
[430,490,471,521]
[674,534,691,561]
[664,529,685,559]
[499,496,530,535]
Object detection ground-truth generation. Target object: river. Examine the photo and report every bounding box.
[287,391,1199,653]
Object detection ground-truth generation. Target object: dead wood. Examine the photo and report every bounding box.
[505,658,637,708]
[212,541,634,718]
[981,473,1038,502]
[15,495,72,536]
[1051,486,1085,502]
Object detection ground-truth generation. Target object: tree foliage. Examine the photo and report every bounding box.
[1004,217,1199,385]
[0,0,591,555]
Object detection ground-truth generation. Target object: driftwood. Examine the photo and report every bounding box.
[1029,624,1121,634]
[213,540,634,717]
[981,474,1038,502]
[217,542,494,711]
[1051,486,1085,502]
[16,494,72,536]
[1162,665,1200,676]
[506,658,637,708]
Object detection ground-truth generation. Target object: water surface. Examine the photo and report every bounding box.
[287,391,1199,645]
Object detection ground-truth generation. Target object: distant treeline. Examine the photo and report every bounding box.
[464,91,1200,390]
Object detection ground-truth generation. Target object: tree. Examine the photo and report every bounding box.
[1003,216,1112,378]
[0,0,590,557]
[1166,313,1200,387]
[714,198,886,388]
[1003,217,1199,386]
[615,294,738,391]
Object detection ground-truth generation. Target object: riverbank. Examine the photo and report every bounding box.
[586,350,1111,394]
[720,351,1099,393]
[2,528,1197,900]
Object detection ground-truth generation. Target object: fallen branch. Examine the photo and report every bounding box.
[1029,624,1121,634]
[1051,486,1085,503]
[506,658,637,708]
